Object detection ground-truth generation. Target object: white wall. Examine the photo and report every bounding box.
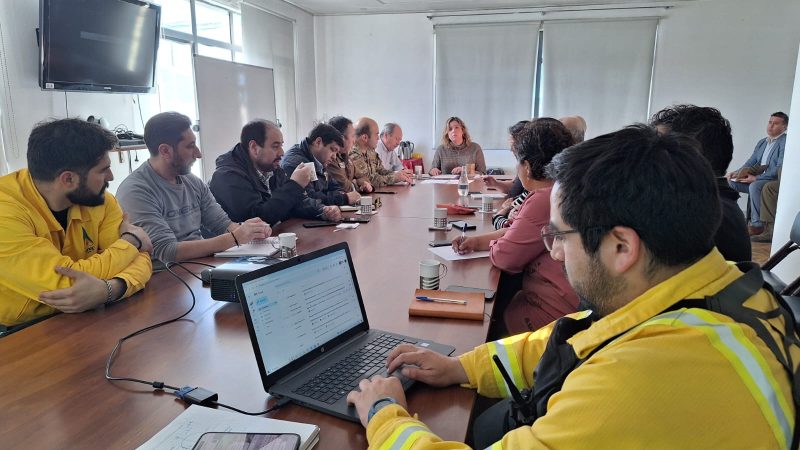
[771,43,800,283]
[314,1,799,175]
[314,13,437,164]
[649,0,800,176]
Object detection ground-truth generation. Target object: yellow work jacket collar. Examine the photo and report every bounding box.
[569,248,737,358]
[17,169,91,233]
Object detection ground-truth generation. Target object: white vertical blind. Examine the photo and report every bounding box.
[241,5,298,144]
[540,19,658,138]
[434,22,539,150]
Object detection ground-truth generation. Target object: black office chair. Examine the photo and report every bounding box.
[760,210,800,294]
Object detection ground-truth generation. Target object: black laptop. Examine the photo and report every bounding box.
[235,242,455,422]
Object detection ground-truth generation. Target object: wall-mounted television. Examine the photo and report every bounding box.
[39,0,161,93]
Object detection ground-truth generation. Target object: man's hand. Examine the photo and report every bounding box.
[451,166,463,175]
[290,164,313,187]
[39,266,107,313]
[346,376,407,428]
[451,236,481,255]
[321,206,342,222]
[386,344,469,387]
[233,218,271,244]
[738,174,756,184]
[724,171,735,181]
[393,171,413,184]
[360,181,374,193]
[120,216,153,253]
[429,168,442,176]
[483,175,498,188]
[346,190,361,205]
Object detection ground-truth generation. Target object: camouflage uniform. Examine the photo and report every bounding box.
[327,152,357,193]
[349,144,395,188]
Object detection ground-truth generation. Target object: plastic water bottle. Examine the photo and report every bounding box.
[457,165,469,197]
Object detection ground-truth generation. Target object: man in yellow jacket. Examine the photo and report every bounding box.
[348,125,799,449]
[0,118,152,329]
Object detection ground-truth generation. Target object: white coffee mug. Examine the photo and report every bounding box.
[271,232,297,258]
[419,259,448,290]
[360,196,374,214]
[414,165,423,177]
[481,196,494,213]
[433,207,448,229]
[304,161,318,182]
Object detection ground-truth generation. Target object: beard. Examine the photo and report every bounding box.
[67,180,108,207]
[571,254,625,318]
[171,154,195,175]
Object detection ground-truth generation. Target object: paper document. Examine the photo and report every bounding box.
[137,405,319,450]
[214,238,278,257]
[470,193,506,199]
[420,178,475,185]
[428,246,490,261]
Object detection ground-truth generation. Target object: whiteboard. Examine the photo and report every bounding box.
[194,55,277,182]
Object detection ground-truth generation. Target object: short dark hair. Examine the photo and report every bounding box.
[308,123,344,148]
[650,104,733,176]
[328,116,352,135]
[27,118,117,181]
[513,118,574,180]
[354,121,372,138]
[546,125,720,269]
[144,112,192,156]
[771,111,789,126]
[240,119,280,149]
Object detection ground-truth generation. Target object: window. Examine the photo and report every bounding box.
[151,0,243,179]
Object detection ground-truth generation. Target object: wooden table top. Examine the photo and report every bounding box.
[0,181,505,449]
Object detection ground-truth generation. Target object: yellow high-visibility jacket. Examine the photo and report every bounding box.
[0,169,152,326]
[367,249,798,449]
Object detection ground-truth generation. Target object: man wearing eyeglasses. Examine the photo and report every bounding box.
[346,125,799,449]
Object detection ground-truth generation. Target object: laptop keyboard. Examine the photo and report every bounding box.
[293,334,417,404]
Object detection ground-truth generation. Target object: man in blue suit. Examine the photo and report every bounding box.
[726,112,788,236]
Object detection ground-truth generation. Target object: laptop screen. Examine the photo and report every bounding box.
[239,247,365,375]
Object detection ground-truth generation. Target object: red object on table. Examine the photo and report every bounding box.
[402,158,423,172]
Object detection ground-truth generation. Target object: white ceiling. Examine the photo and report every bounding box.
[280,0,696,15]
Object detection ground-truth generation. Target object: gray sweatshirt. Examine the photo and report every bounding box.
[116,162,231,263]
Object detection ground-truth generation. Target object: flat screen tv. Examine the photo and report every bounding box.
[39,0,161,93]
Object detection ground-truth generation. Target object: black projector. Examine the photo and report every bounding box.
[202,256,280,302]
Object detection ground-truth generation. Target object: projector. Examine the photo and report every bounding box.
[201,256,280,302]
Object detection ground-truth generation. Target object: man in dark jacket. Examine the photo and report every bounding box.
[281,123,360,206]
[650,105,751,262]
[209,120,341,226]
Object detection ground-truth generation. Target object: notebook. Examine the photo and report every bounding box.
[214,238,279,257]
[235,242,455,422]
[137,405,319,450]
[409,289,485,321]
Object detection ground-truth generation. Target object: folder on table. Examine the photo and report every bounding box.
[409,289,485,321]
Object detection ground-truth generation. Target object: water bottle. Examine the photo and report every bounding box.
[457,165,469,197]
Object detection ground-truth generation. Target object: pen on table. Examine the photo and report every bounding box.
[459,228,466,248]
[415,296,468,305]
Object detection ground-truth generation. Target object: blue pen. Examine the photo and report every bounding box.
[416,296,467,305]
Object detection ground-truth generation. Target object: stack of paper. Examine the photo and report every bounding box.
[214,238,278,257]
[137,405,320,450]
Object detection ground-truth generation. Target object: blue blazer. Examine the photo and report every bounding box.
[739,134,786,181]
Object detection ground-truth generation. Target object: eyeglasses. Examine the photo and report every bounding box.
[541,225,580,252]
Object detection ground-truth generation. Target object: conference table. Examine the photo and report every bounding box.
[0,177,509,449]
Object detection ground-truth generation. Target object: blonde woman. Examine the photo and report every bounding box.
[429,116,486,175]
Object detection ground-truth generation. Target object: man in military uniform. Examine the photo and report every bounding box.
[349,117,412,188]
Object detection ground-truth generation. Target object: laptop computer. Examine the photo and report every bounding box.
[236,242,455,422]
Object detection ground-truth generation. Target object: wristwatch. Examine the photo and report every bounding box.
[367,397,397,423]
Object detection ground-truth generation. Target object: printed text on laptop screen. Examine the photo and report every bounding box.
[241,249,364,374]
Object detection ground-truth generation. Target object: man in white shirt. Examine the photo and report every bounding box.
[726,112,788,235]
[375,123,405,171]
